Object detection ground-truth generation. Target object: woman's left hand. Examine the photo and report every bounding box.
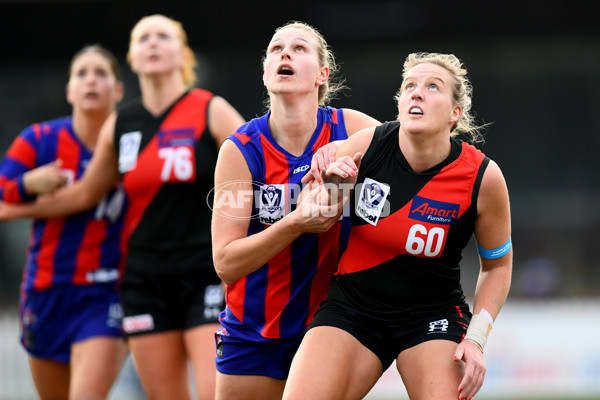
[301,141,342,184]
[453,340,486,400]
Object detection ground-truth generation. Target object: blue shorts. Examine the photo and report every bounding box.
[19,283,123,363]
[215,309,303,380]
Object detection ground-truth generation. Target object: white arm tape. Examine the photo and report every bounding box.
[464,313,493,352]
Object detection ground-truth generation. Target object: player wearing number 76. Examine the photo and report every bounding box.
[0,14,245,400]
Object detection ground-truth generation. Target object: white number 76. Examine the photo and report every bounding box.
[158,147,193,182]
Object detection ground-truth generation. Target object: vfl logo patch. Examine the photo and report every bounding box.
[118,131,142,173]
[259,184,285,225]
[409,195,459,225]
[356,178,390,226]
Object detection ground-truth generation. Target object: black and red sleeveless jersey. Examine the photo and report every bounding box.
[114,89,218,274]
[328,120,490,317]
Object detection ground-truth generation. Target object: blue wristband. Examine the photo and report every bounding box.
[478,237,512,259]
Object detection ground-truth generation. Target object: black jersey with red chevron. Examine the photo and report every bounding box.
[329,120,490,316]
[114,89,218,274]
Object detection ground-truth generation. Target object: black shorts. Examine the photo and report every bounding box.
[309,298,471,369]
[120,266,224,337]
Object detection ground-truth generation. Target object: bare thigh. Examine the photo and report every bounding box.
[69,336,127,400]
[28,356,70,400]
[129,330,191,400]
[397,340,464,400]
[184,323,221,400]
[283,326,382,400]
[216,371,286,400]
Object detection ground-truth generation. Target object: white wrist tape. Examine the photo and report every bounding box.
[464,312,493,352]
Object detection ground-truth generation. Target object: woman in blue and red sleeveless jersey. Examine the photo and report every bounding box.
[0,15,245,400]
[284,53,513,400]
[211,21,380,400]
[0,45,127,400]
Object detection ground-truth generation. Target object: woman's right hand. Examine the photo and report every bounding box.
[23,159,69,195]
[292,181,348,233]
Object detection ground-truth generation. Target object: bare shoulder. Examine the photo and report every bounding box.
[208,96,246,147]
[478,159,509,214]
[481,160,507,193]
[215,139,251,181]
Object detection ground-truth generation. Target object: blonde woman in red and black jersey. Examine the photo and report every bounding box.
[0,14,245,400]
[283,53,513,400]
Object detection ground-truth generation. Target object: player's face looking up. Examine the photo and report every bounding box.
[397,62,462,136]
[66,51,122,113]
[128,15,186,79]
[263,26,329,99]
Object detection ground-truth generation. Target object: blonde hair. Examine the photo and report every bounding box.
[263,21,345,108]
[396,52,486,144]
[127,14,198,89]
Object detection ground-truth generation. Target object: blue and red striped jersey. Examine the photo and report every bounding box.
[0,116,126,291]
[222,107,350,339]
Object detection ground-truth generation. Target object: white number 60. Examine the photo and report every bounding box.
[405,224,445,257]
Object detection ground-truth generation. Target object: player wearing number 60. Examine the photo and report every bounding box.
[284,53,513,400]
[0,15,245,400]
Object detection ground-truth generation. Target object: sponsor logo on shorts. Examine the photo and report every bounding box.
[21,308,37,348]
[428,318,449,333]
[216,335,225,358]
[122,314,154,333]
[204,285,224,319]
[22,308,36,327]
[106,302,123,328]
